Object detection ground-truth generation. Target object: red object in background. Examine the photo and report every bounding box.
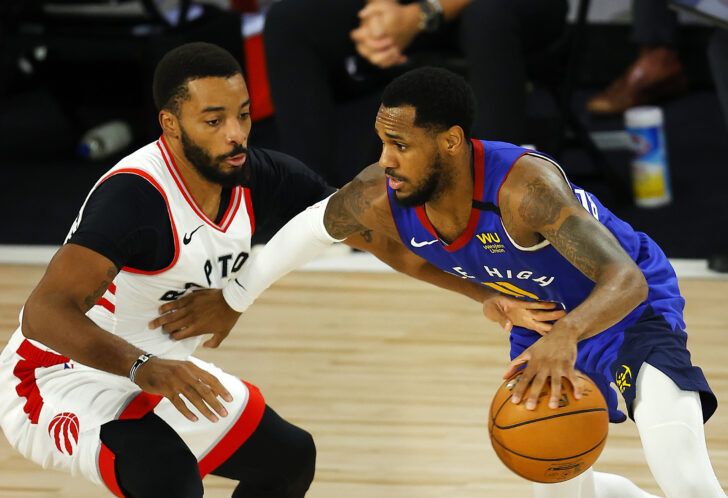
[230,0,258,13]
[244,32,274,121]
[232,0,275,122]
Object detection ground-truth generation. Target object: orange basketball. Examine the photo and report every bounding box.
[488,371,609,483]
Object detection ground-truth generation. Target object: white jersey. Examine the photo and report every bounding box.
[0,137,264,493]
[67,136,254,359]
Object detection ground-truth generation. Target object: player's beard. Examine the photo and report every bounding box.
[391,150,448,208]
[180,126,247,188]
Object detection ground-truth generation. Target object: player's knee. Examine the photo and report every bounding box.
[102,415,203,498]
[119,445,203,498]
[283,428,316,495]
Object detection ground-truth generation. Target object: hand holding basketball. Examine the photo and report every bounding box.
[504,328,580,410]
[488,371,609,483]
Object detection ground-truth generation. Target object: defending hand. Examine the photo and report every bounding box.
[482,295,566,334]
[133,357,233,422]
[148,289,241,348]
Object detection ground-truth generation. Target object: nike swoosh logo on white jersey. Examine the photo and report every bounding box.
[410,236,438,248]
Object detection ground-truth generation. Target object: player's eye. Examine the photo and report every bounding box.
[206,119,219,127]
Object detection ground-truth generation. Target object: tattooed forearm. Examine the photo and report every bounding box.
[543,215,615,281]
[517,178,563,226]
[359,229,373,243]
[82,265,117,311]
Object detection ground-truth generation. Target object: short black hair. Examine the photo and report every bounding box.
[153,42,242,114]
[381,67,476,139]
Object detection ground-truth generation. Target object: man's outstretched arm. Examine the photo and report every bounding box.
[220,165,565,332]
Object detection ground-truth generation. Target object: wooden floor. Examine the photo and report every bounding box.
[1,263,727,497]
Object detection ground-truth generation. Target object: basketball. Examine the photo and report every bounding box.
[488,371,609,483]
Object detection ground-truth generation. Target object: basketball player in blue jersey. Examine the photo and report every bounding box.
[197,67,725,497]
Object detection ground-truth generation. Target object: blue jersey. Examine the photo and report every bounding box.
[387,139,686,420]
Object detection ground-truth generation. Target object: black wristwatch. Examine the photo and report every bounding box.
[417,0,444,33]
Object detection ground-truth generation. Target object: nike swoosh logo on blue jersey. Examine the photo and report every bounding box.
[410,236,438,248]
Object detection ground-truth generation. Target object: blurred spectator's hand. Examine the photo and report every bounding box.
[350,1,421,68]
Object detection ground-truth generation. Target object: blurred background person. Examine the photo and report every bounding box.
[587,0,688,114]
[263,0,568,186]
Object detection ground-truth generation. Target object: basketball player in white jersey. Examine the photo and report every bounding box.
[0,43,562,497]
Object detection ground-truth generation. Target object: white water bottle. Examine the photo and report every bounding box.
[624,106,672,207]
[78,120,132,160]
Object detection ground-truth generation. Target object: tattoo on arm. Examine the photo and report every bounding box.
[360,229,373,243]
[324,177,371,239]
[542,215,612,281]
[517,178,562,226]
[516,173,624,283]
[82,265,117,311]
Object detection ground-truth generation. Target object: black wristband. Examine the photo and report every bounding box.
[129,353,155,384]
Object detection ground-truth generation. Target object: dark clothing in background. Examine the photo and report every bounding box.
[632,0,678,45]
[263,0,567,187]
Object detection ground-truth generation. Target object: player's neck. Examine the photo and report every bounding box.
[165,139,223,220]
[423,144,474,244]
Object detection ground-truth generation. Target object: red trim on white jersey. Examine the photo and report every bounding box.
[243,187,255,235]
[108,282,117,294]
[90,168,181,275]
[198,381,265,477]
[157,136,244,233]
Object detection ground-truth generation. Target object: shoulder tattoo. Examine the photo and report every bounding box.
[517,177,562,226]
[324,176,378,239]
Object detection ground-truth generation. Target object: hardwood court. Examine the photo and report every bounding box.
[0,263,726,497]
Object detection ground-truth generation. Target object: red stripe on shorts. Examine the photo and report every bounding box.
[198,381,265,477]
[13,340,70,424]
[99,443,125,497]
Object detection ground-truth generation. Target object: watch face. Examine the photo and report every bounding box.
[419,0,442,32]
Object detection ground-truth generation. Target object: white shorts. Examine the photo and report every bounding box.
[0,328,265,496]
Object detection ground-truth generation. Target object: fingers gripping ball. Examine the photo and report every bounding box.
[488,371,609,483]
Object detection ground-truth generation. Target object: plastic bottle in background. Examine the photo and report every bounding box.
[624,106,672,207]
[78,120,132,160]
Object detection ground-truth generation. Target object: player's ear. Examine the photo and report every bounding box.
[159,110,180,139]
[443,125,465,154]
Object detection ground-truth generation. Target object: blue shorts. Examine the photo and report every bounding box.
[509,305,716,424]
[608,305,716,423]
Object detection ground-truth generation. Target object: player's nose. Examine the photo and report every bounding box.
[378,146,396,169]
[225,119,246,145]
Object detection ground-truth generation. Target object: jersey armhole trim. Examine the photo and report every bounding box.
[496,150,552,252]
[95,169,181,275]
